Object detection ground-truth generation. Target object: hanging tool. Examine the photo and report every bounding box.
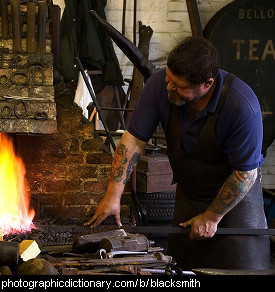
[37,0,47,52]
[125,21,153,127]
[0,0,10,39]
[51,5,61,69]
[75,57,116,152]
[27,1,36,53]
[10,0,22,52]
[90,10,156,82]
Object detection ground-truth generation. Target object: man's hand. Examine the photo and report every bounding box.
[180,169,258,240]
[179,211,221,240]
[84,195,122,228]
[84,131,146,229]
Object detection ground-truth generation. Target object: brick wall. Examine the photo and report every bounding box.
[14,90,116,224]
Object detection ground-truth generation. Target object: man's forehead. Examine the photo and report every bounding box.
[166,67,192,86]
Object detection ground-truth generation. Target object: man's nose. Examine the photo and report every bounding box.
[166,81,176,91]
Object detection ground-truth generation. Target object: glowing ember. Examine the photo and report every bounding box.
[0,133,35,235]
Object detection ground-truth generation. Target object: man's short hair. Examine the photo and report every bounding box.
[167,37,220,85]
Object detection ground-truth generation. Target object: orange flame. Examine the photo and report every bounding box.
[0,133,35,235]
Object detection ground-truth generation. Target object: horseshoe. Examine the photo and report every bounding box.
[0,75,8,86]
[10,71,30,85]
[31,66,45,85]
[1,105,12,119]
[14,100,28,118]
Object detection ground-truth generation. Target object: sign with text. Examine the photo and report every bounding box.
[204,0,275,155]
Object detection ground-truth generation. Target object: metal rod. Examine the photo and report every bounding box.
[124,226,275,236]
[100,107,134,112]
[96,130,165,140]
[75,57,116,152]
[113,86,126,130]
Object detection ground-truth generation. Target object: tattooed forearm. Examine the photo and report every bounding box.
[109,143,140,185]
[123,152,140,184]
[207,168,257,216]
[109,144,128,182]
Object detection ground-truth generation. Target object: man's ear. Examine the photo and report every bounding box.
[204,78,215,89]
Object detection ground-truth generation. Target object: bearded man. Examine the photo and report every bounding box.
[86,37,270,270]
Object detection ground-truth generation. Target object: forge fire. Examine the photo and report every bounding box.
[0,133,35,236]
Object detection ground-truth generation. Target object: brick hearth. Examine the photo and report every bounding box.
[14,87,130,224]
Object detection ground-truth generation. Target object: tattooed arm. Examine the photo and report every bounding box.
[180,168,258,239]
[85,130,147,228]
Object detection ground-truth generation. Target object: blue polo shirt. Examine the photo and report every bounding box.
[128,68,263,171]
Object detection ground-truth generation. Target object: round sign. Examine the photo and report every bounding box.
[204,0,275,155]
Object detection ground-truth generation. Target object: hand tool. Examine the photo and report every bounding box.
[72,229,127,253]
[37,1,47,52]
[125,21,153,128]
[75,57,117,152]
[99,233,149,252]
[96,248,147,259]
[53,251,173,268]
[0,0,10,39]
[10,0,22,52]
[27,1,36,53]
[51,5,61,68]
[89,10,156,82]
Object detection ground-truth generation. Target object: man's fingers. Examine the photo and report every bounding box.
[84,213,105,228]
[114,213,122,227]
[90,216,105,228]
[179,219,197,240]
[84,214,98,226]
[179,220,191,228]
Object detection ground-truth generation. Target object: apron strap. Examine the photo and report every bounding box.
[207,73,235,124]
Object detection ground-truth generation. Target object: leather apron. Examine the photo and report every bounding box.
[166,73,270,270]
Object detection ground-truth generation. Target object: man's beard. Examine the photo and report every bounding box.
[167,90,186,106]
[167,90,201,106]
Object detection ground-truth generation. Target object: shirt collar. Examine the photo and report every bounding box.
[206,69,226,113]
